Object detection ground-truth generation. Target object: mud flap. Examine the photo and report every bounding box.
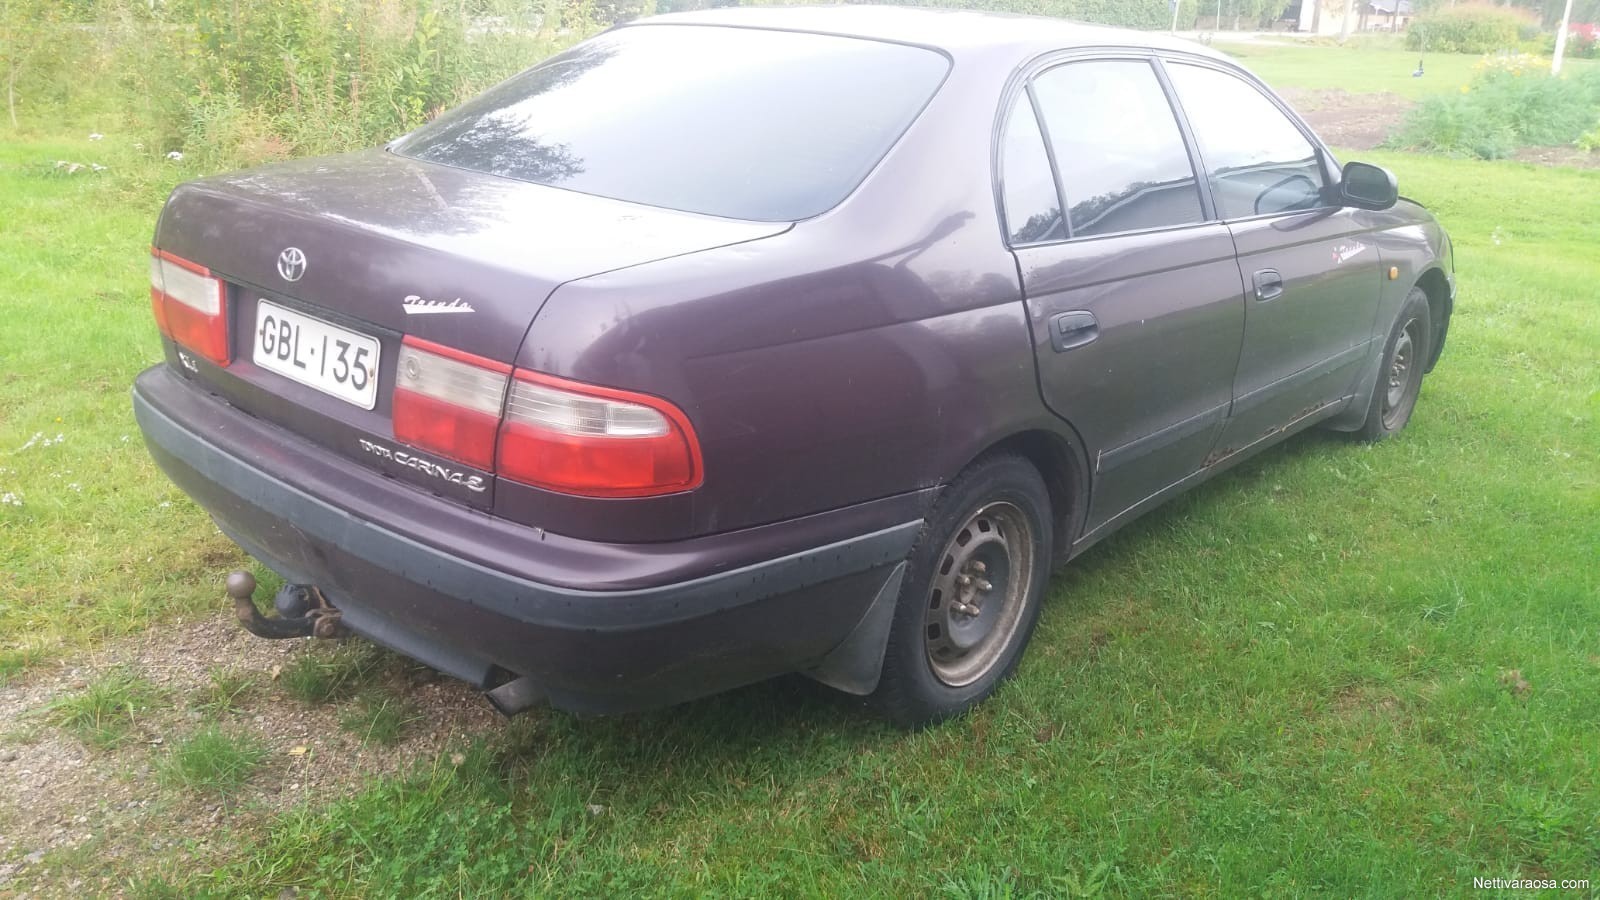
[802,562,907,696]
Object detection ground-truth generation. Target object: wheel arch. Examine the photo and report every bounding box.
[961,426,1091,566]
[1414,265,1452,373]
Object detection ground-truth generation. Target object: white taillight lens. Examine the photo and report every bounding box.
[150,249,229,365]
[396,341,509,416]
[496,371,701,498]
[504,381,670,438]
[392,337,510,470]
[154,255,223,315]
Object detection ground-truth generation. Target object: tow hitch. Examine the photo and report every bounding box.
[225,570,345,640]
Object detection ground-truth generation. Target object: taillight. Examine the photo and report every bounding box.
[392,337,510,471]
[496,371,702,498]
[389,338,703,497]
[150,249,229,366]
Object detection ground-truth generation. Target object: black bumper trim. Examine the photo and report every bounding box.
[133,387,922,632]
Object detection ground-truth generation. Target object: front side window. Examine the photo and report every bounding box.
[1165,63,1328,220]
[1030,60,1205,238]
[392,26,949,222]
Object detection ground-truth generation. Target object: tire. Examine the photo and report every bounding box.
[871,454,1052,728]
[1353,288,1432,443]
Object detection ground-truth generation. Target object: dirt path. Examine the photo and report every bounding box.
[1280,87,1414,151]
[0,615,503,895]
[1283,87,1600,168]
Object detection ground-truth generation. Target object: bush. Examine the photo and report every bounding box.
[1387,61,1600,158]
[1564,30,1600,59]
[1406,4,1537,54]
[3,0,599,168]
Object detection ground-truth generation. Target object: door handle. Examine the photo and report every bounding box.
[1253,269,1285,302]
[1049,310,1099,352]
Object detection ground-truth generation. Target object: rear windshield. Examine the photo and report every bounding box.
[391,25,949,221]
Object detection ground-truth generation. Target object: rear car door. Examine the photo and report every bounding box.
[1003,56,1246,535]
[1162,60,1382,455]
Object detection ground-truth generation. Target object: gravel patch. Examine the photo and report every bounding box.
[0,613,503,895]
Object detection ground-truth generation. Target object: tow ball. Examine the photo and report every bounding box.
[224,570,344,640]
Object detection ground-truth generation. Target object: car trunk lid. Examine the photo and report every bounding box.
[152,150,787,508]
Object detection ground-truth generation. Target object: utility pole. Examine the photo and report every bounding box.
[1340,0,1356,41]
[1171,0,1182,34]
[1552,0,1575,74]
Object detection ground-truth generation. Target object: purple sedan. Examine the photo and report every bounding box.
[135,7,1453,725]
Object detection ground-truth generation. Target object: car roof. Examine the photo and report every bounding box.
[629,5,1233,63]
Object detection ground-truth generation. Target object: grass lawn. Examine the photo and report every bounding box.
[1218,39,1600,98]
[3,49,1598,896]
[0,135,253,681]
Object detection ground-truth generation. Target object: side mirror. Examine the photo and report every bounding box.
[1338,161,1398,211]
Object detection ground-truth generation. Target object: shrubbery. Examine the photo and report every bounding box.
[1,0,606,168]
[1554,28,1599,59]
[1387,56,1600,158]
[1405,4,1536,54]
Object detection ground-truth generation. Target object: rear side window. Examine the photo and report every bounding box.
[999,98,1064,244]
[1165,63,1328,220]
[391,26,949,222]
[1030,60,1205,238]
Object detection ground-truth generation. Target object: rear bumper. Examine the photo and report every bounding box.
[132,366,923,713]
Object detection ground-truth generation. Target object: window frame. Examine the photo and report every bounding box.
[992,48,1216,248]
[1152,55,1345,225]
[991,47,1345,248]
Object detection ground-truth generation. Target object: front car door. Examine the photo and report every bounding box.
[1161,59,1383,458]
[1002,56,1246,538]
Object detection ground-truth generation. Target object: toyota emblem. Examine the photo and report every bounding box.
[276,247,307,282]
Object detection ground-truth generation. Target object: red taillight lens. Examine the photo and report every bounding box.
[150,249,229,366]
[392,337,510,471]
[495,370,702,498]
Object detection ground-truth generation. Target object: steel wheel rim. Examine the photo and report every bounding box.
[923,500,1035,687]
[1382,317,1419,427]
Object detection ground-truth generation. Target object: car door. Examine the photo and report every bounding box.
[1162,60,1383,456]
[1003,56,1246,535]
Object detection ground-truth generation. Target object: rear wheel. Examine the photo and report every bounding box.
[871,455,1052,728]
[1354,288,1431,442]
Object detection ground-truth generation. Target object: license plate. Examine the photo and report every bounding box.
[253,300,380,410]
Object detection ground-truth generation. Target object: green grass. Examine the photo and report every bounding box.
[158,725,268,794]
[1218,39,1600,99]
[42,668,162,750]
[339,693,420,747]
[278,643,389,705]
[0,132,261,678]
[190,668,257,718]
[5,61,1600,896]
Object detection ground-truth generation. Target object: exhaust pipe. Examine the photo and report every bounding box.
[484,675,546,717]
[225,571,344,640]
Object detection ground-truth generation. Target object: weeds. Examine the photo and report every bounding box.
[42,669,161,750]
[1406,4,1537,54]
[159,725,267,794]
[190,668,257,717]
[279,644,388,704]
[1387,64,1600,158]
[340,693,421,746]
